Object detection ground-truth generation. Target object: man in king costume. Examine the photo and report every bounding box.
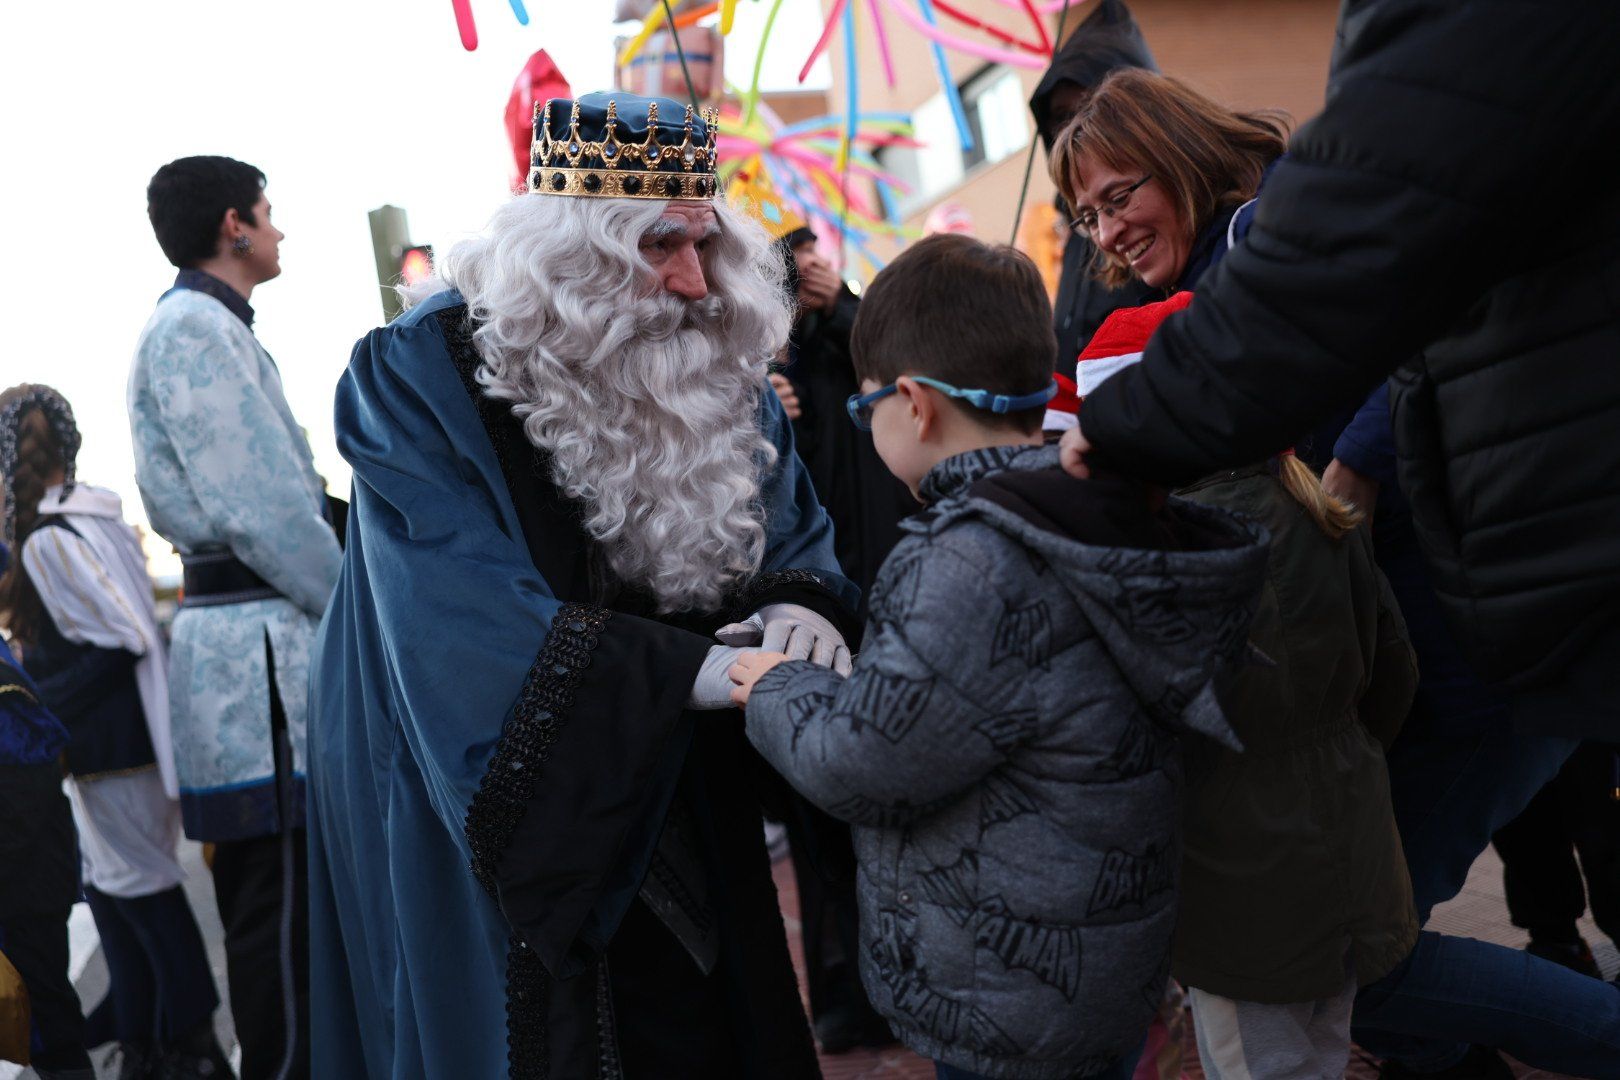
[308,93,861,1078]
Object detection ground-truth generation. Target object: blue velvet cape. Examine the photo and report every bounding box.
[307,290,852,1078]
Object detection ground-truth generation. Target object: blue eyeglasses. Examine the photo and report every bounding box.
[846,376,1059,431]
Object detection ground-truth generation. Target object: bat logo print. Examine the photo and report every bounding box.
[1086,842,1175,918]
[964,1006,1022,1056]
[991,600,1054,670]
[973,710,1038,754]
[869,944,963,1042]
[979,772,1038,830]
[1095,720,1167,781]
[783,692,828,752]
[838,671,936,744]
[868,553,926,628]
[1097,547,1169,579]
[824,792,913,827]
[1116,579,1198,644]
[973,896,1083,1001]
[916,850,978,927]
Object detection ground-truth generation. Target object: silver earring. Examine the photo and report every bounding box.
[232,234,254,257]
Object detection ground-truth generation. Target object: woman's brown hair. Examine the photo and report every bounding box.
[1050,69,1289,289]
[0,385,76,648]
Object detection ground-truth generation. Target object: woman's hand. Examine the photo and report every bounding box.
[1059,423,1094,479]
[729,651,790,707]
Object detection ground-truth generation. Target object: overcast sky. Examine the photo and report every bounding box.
[1,0,830,574]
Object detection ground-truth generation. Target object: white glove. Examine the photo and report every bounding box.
[688,645,763,710]
[715,602,852,676]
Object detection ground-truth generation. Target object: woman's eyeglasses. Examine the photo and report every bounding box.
[845,376,1059,431]
[1071,175,1152,235]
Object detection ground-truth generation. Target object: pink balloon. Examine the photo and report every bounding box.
[879,0,1046,70]
[451,0,478,50]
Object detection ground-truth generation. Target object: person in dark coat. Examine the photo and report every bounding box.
[1329,385,1620,980]
[776,226,915,611]
[1028,0,1159,377]
[1056,5,1620,1075]
[0,539,92,1080]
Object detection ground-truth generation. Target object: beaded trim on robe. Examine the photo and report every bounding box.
[464,603,611,898]
[727,567,841,622]
[505,936,548,1080]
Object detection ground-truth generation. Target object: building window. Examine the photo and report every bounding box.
[877,65,1032,217]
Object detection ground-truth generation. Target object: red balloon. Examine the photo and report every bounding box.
[505,50,574,193]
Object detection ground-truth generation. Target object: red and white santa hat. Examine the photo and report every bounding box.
[1044,291,1194,431]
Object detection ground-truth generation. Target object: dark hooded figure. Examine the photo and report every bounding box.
[776,226,915,611]
[1029,0,1159,377]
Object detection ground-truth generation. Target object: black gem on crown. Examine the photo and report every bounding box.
[582,173,602,193]
[623,175,643,195]
[663,176,681,197]
[550,172,567,191]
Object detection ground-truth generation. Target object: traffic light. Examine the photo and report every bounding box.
[400,245,434,287]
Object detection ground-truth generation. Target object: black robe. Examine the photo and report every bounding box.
[443,310,850,1079]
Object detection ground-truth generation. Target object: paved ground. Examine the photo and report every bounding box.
[781,846,1612,1080]
[7,842,1609,1078]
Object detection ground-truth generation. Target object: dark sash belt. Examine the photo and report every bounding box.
[181,552,282,607]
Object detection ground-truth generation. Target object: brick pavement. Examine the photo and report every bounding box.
[776,848,1608,1080]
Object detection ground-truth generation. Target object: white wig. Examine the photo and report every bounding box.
[411,195,793,613]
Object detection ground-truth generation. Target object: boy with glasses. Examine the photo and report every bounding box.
[729,234,1269,1080]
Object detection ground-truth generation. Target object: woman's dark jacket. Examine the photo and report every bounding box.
[1028,0,1159,376]
[1080,0,1620,724]
[1176,465,1419,1001]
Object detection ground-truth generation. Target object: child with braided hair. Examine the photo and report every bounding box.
[0,384,228,1078]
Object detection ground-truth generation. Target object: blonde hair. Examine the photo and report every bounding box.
[1050,69,1289,289]
[1278,454,1364,540]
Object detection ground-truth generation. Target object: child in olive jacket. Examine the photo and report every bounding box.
[731,237,1269,1080]
[1067,295,1419,1080]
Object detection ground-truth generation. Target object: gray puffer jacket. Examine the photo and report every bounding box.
[747,444,1269,1078]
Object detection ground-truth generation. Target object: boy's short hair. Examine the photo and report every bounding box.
[851,234,1056,433]
[147,156,267,269]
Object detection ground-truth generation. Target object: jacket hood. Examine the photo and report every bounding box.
[917,444,1268,749]
[38,482,124,520]
[1029,0,1157,149]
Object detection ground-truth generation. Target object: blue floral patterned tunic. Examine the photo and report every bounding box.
[127,276,342,841]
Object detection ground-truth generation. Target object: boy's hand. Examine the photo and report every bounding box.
[729,651,790,707]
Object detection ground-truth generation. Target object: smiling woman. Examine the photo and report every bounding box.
[1049,69,1288,293]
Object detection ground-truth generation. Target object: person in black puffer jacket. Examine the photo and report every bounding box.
[1057,3,1620,1076]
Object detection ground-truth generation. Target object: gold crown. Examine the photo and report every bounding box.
[529,98,720,200]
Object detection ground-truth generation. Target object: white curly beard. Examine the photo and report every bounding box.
[412,193,792,613]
